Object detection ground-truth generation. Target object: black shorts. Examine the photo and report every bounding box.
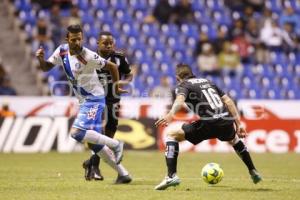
[104,102,120,133]
[182,120,235,145]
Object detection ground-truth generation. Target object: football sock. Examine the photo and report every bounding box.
[233,141,256,171]
[97,146,128,176]
[90,154,100,167]
[165,141,179,178]
[84,130,119,148]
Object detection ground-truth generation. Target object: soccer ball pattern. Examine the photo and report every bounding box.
[201,163,224,184]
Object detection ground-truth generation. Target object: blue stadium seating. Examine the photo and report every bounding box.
[15,0,32,12]
[17,0,300,99]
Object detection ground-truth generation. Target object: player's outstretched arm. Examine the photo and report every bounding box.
[118,72,133,86]
[35,46,55,72]
[103,61,128,95]
[155,94,186,127]
[221,95,247,138]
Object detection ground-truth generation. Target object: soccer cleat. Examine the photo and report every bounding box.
[250,169,262,184]
[91,166,104,181]
[155,175,181,190]
[82,159,92,181]
[112,141,124,164]
[114,174,132,184]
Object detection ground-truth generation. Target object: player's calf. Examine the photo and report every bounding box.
[229,136,262,184]
[165,141,179,178]
[111,141,124,164]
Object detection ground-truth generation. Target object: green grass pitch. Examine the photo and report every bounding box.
[0,151,299,200]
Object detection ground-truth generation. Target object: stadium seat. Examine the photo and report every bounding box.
[88,37,97,50]
[160,24,179,37]
[94,0,109,10]
[180,24,199,38]
[19,10,36,25]
[110,0,127,10]
[265,0,282,14]
[76,0,89,11]
[81,13,94,25]
[95,10,111,21]
[129,0,148,10]
[15,0,32,12]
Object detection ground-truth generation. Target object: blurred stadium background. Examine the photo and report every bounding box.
[0,0,299,199]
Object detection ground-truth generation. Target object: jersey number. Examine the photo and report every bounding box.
[202,88,223,109]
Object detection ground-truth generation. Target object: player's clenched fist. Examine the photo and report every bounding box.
[35,46,45,60]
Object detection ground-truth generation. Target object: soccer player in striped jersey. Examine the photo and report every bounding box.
[82,31,133,184]
[35,24,129,181]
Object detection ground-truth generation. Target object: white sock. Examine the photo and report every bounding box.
[83,130,119,148]
[97,146,129,176]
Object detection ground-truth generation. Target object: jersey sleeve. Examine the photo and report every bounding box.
[119,56,131,75]
[88,51,107,69]
[47,46,63,66]
[211,83,225,97]
[175,83,189,97]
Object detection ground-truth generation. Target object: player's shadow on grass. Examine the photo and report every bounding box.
[129,180,157,185]
[231,187,276,192]
[210,185,276,192]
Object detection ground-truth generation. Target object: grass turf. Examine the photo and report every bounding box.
[0,151,299,200]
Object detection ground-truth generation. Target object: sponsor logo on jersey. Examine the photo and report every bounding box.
[87,105,99,120]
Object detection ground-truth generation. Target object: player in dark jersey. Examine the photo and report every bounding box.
[82,31,133,184]
[154,63,262,190]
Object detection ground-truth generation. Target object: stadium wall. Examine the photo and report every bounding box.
[0,97,299,153]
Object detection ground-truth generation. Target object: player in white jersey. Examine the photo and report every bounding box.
[35,25,130,180]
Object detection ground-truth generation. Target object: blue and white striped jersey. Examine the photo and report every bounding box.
[48,44,107,103]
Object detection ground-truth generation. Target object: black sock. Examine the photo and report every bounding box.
[233,141,256,172]
[165,141,179,178]
[90,154,100,167]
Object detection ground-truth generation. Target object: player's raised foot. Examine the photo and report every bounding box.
[112,141,124,164]
[250,169,262,184]
[82,159,92,181]
[114,174,132,184]
[91,166,104,181]
[155,175,181,190]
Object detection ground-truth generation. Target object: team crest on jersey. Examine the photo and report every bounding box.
[87,104,99,120]
[94,54,99,59]
[75,62,81,70]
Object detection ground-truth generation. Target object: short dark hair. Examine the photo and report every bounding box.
[98,31,113,38]
[66,24,82,37]
[176,63,194,79]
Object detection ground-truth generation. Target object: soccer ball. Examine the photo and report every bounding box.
[201,163,224,184]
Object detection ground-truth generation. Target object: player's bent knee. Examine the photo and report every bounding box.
[70,128,86,142]
[167,129,185,142]
[88,143,104,153]
[228,134,239,146]
[167,131,177,140]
